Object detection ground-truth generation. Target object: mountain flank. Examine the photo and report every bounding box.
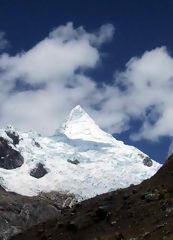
[11,155,173,240]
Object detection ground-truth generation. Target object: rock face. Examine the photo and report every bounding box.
[12,155,173,240]
[38,191,78,209]
[0,187,60,240]
[67,159,80,165]
[0,137,24,169]
[30,163,48,178]
[5,130,20,145]
[0,187,79,240]
[143,156,153,167]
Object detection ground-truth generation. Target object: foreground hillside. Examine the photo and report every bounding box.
[12,155,173,240]
[0,186,78,239]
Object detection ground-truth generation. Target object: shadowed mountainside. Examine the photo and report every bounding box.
[0,187,77,240]
[11,155,173,240]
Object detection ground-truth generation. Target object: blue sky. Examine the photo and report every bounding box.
[0,0,173,163]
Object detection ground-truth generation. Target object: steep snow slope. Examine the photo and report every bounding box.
[0,106,161,200]
[59,105,121,145]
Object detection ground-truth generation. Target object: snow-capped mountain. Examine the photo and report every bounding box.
[0,105,161,201]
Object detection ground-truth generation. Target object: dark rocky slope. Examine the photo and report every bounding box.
[11,155,173,240]
[0,187,77,240]
[0,187,60,240]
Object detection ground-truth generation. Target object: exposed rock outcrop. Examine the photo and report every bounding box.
[39,191,77,209]
[0,137,24,169]
[143,156,153,167]
[30,163,48,178]
[0,187,60,240]
[67,159,80,165]
[5,130,20,145]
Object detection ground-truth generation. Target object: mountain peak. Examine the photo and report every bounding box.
[71,105,85,112]
[59,105,120,144]
[67,105,89,121]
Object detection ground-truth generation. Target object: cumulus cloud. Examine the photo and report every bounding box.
[0,23,116,134]
[116,47,173,140]
[0,22,173,142]
[88,47,173,142]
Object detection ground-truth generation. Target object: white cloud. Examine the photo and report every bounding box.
[0,23,173,142]
[116,47,173,140]
[49,22,115,46]
[0,23,116,134]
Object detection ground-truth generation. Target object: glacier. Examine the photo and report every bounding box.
[0,105,161,200]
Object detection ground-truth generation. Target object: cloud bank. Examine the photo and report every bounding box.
[0,23,173,141]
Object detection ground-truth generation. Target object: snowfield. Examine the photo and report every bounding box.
[0,105,161,201]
